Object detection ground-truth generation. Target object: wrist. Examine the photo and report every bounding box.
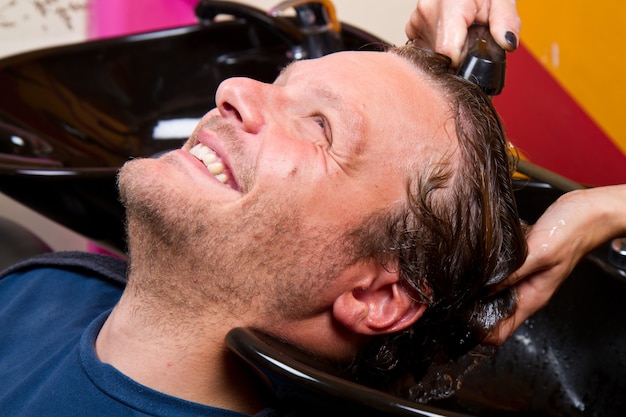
[586,185,626,243]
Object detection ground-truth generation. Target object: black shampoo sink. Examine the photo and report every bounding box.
[437,182,626,416]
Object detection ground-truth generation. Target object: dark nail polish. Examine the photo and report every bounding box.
[505,31,518,50]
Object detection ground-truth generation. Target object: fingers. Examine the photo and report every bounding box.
[484,267,559,345]
[490,242,547,294]
[433,10,473,67]
[404,5,424,42]
[488,0,521,51]
[405,0,521,67]
[405,0,470,65]
[405,0,438,41]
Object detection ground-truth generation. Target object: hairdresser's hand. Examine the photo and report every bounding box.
[485,185,626,345]
[405,0,521,67]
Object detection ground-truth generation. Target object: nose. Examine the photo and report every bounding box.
[215,77,270,134]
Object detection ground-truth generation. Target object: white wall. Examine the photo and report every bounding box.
[0,0,89,58]
[0,0,416,251]
[245,0,416,46]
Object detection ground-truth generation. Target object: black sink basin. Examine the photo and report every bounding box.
[0,10,385,250]
[449,252,626,416]
[433,181,626,416]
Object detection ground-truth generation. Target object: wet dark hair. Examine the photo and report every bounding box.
[348,43,528,401]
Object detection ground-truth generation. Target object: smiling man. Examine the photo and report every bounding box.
[0,43,526,416]
[113,49,456,363]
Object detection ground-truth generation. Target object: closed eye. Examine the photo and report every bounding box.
[313,114,332,145]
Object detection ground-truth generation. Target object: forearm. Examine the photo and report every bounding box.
[558,185,626,257]
[589,184,626,239]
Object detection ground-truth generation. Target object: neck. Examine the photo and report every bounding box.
[95,289,271,415]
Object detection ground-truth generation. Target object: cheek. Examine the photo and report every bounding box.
[255,140,323,187]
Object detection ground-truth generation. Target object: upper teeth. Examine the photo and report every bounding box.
[189,143,230,185]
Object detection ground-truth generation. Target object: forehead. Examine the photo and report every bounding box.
[280,51,426,91]
[282,52,460,219]
[293,51,448,128]
[284,51,454,161]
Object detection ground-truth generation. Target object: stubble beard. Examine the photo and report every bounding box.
[117,157,359,326]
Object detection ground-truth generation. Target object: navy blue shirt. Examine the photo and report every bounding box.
[0,253,250,417]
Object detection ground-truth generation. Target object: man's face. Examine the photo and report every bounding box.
[118,51,455,322]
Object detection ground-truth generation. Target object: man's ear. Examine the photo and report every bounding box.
[332,259,426,336]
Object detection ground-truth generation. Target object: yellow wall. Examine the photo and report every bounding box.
[519,0,626,155]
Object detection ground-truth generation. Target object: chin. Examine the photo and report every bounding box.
[119,155,189,213]
[117,157,159,207]
[119,158,194,248]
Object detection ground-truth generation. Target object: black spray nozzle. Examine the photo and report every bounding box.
[457,24,506,96]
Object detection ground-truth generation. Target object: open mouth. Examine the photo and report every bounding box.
[189,143,238,190]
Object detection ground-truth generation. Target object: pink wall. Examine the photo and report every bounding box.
[88,0,198,39]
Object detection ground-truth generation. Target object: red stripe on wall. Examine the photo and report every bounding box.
[494,45,626,186]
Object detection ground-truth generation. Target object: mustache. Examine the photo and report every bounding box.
[207,115,236,136]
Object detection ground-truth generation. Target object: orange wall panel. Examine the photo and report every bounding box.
[500,0,626,185]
